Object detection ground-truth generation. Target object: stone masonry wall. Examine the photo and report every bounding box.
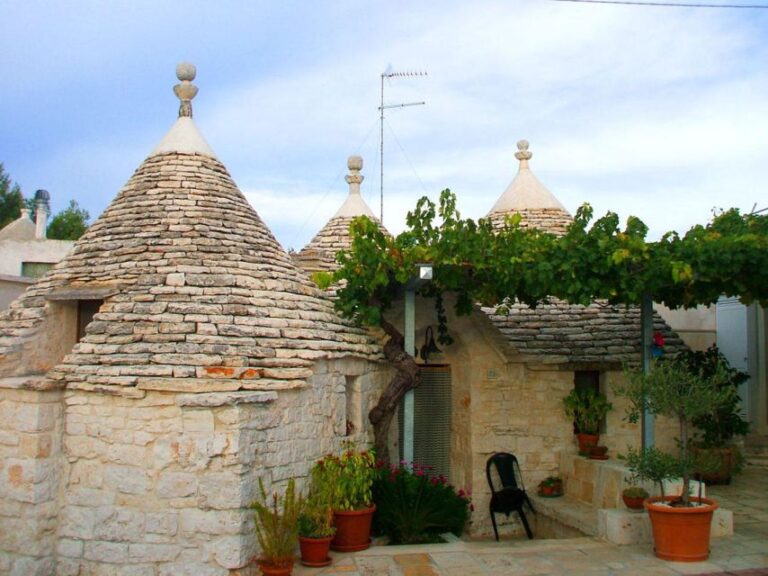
[0,385,63,576]
[0,357,386,576]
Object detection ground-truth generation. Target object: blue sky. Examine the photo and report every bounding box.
[2,1,767,251]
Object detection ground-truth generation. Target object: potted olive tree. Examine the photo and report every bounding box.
[311,444,377,552]
[683,346,750,485]
[615,357,734,562]
[562,388,613,455]
[251,478,302,576]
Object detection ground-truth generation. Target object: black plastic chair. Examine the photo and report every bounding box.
[486,452,535,540]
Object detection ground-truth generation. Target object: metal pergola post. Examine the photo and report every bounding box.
[641,292,655,449]
[402,264,433,465]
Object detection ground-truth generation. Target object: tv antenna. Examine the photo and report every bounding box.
[379,67,427,224]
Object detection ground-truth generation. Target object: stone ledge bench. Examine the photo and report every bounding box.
[530,454,733,544]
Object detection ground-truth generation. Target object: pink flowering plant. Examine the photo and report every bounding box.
[372,460,472,544]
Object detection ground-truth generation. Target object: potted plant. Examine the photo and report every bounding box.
[562,388,613,455]
[297,480,336,567]
[537,476,563,497]
[312,444,377,552]
[615,357,735,562]
[621,486,650,511]
[589,445,609,460]
[251,478,301,576]
[683,346,750,485]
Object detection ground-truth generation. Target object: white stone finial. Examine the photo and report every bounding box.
[345,155,364,195]
[515,140,532,167]
[173,62,198,118]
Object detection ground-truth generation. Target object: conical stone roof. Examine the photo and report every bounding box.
[0,209,36,241]
[0,64,381,393]
[486,140,572,236]
[294,155,388,274]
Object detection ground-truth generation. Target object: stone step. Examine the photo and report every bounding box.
[528,494,598,537]
[745,456,768,468]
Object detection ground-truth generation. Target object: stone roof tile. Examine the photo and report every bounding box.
[484,299,688,368]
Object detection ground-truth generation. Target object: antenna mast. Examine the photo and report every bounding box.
[379,68,427,224]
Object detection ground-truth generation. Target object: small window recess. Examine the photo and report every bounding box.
[345,375,362,437]
[573,370,607,434]
[77,299,103,341]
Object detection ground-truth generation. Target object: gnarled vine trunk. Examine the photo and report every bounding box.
[368,318,420,462]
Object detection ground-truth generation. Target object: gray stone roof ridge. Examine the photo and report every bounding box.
[483,299,688,368]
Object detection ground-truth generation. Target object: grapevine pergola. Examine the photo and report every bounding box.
[318,190,768,459]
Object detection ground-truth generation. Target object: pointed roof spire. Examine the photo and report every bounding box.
[174,62,198,118]
[486,140,572,235]
[151,62,215,158]
[295,156,387,274]
[332,156,376,219]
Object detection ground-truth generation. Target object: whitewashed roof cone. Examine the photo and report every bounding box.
[151,63,216,158]
[0,64,380,393]
[295,155,388,274]
[0,209,36,241]
[486,140,572,236]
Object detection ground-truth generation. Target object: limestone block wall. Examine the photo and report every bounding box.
[469,365,574,537]
[0,357,387,576]
[0,384,63,576]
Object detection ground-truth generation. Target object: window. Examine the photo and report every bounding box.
[21,262,53,278]
[399,365,452,481]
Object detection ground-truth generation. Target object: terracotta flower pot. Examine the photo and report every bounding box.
[576,433,599,456]
[622,493,646,511]
[299,535,333,567]
[645,496,718,562]
[258,559,294,576]
[331,504,376,552]
[589,445,608,460]
[693,446,735,485]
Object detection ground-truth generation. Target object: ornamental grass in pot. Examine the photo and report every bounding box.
[251,478,301,576]
[312,443,377,552]
[615,357,735,562]
[562,388,612,455]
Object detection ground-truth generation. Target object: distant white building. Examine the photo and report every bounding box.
[0,190,74,309]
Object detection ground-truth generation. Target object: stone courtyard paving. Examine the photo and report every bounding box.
[294,466,768,576]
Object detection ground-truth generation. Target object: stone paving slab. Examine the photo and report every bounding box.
[293,467,768,576]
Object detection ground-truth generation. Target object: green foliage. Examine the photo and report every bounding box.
[300,468,336,538]
[250,478,302,566]
[0,164,24,229]
[616,358,735,505]
[621,447,682,499]
[622,485,650,499]
[539,476,563,488]
[679,345,751,448]
[322,190,768,337]
[47,199,89,240]
[562,388,613,435]
[311,443,376,511]
[372,461,471,544]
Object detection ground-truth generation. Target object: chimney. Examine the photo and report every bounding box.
[34,189,50,239]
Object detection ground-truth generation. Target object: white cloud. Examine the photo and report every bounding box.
[2,0,767,250]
